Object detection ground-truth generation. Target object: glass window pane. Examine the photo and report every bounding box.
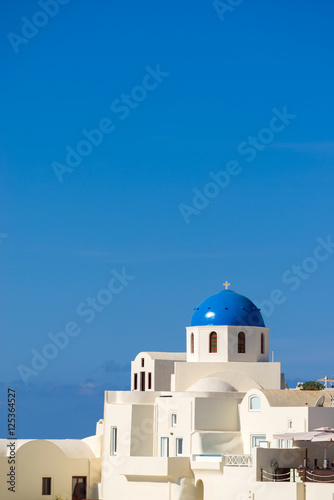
[176,438,183,456]
[251,435,266,448]
[72,477,77,496]
[72,477,86,500]
[249,396,261,411]
[209,332,217,353]
[238,332,246,353]
[111,427,117,455]
[161,437,169,457]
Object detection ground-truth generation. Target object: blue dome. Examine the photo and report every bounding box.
[191,289,265,327]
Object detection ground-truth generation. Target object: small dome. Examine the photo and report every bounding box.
[191,289,265,327]
[186,371,261,393]
[187,378,237,392]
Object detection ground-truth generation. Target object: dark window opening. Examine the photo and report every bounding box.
[140,371,145,391]
[134,373,138,390]
[111,426,117,455]
[72,476,87,500]
[238,332,246,353]
[209,332,217,353]
[141,357,144,367]
[42,477,51,495]
[191,332,194,353]
[148,372,152,389]
[261,333,264,354]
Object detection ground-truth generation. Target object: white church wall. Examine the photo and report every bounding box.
[227,327,269,362]
[240,390,310,454]
[106,389,158,404]
[193,466,255,500]
[194,397,239,432]
[103,402,133,458]
[101,457,192,500]
[131,352,186,392]
[186,326,228,362]
[131,352,155,391]
[191,431,243,455]
[173,361,282,392]
[186,326,269,363]
[115,456,192,479]
[130,404,154,456]
[156,395,193,457]
[154,360,179,391]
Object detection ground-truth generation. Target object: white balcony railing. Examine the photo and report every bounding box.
[224,454,253,467]
[192,454,253,467]
[192,454,222,462]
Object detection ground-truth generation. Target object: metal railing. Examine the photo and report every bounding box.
[261,469,296,482]
[260,468,334,483]
[305,470,334,483]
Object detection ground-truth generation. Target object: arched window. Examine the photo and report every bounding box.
[261,333,264,354]
[191,332,194,354]
[249,395,261,411]
[238,332,245,353]
[209,332,217,353]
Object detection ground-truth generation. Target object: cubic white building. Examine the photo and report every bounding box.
[2,285,334,500]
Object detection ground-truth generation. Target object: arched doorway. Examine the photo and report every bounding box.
[195,480,204,500]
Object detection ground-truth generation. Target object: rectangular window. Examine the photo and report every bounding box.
[261,333,264,354]
[141,357,144,367]
[278,439,293,449]
[72,476,87,500]
[134,373,138,390]
[251,435,266,448]
[160,437,169,457]
[148,372,152,390]
[171,413,177,427]
[287,418,293,429]
[111,426,117,455]
[42,477,51,495]
[176,438,183,456]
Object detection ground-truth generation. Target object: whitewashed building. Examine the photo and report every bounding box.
[2,285,334,500]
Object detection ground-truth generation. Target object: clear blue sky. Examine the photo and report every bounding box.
[1,0,334,438]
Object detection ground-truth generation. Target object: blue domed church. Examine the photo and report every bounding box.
[187,285,269,364]
[98,285,332,500]
[4,284,334,500]
[130,283,281,393]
